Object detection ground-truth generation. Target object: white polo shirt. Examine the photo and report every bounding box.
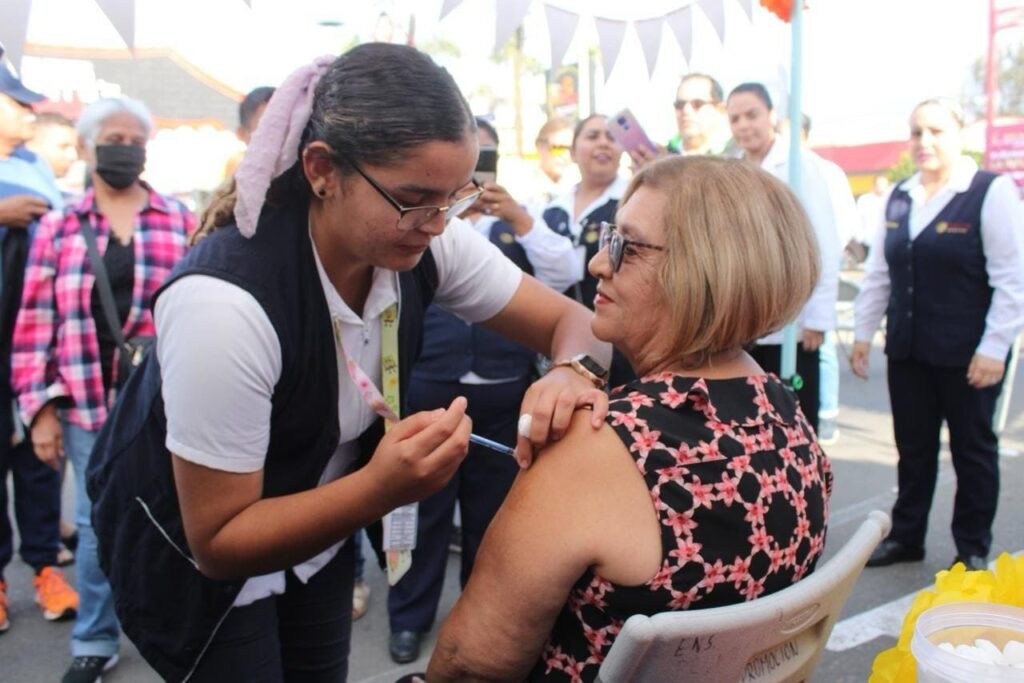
[155,216,522,605]
[754,137,841,343]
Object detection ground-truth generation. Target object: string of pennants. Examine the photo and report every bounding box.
[1,0,144,69]
[2,0,784,81]
[440,0,762,80]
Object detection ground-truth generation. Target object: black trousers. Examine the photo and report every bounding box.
[0,383,61,577]
[887,357,1003,558]
[749,343,821,433]
[190,538,355,683]
[388,377,525,633]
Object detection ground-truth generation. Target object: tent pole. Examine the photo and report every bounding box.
[781,0,805,382]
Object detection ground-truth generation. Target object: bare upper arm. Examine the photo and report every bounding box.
[431,410,661,679]
[171,454,263,575]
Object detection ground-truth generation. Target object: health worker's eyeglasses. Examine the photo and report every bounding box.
[673,98,714,111]
[598,222,666,273]
[342,157,482,232]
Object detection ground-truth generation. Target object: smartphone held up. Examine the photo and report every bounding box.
[475,146,498,186]
[608,109,657,158]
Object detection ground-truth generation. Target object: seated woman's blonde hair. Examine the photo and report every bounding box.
[626,155,820,368]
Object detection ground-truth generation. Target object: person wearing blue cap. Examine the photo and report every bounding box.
[0,61,79,636]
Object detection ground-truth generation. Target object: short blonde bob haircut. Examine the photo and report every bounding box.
[622,155,820,368]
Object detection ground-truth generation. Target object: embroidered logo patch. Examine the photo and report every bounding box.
[887,196,911,223]
[937,221,971,234]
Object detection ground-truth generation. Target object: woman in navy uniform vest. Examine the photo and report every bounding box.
[385,119,577,663]
[85,45,611,683]
[852,98,1024,571]
[542,115,633,386]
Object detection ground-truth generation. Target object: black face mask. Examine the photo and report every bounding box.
[94,144,145,189]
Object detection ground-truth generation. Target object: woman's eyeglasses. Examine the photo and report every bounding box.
[598,222,666,273]
[342,157,483,232]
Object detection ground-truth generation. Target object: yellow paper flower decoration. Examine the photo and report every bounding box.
[868,553,1024,682]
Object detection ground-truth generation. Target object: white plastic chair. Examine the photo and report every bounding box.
[595,510,891,683]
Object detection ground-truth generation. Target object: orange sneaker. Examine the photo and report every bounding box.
[0,580,10,633]
[33,567,78,621]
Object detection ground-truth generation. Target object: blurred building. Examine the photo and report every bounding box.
[21,50,246,204]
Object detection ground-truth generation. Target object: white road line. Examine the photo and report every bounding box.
[826,551,1022,652]
[825,590,917,651]
[827,470,954,530]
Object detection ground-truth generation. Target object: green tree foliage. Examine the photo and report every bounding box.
[886,148,984,183]
[967,43,1024,117]
[887,152,916,183]
[419,38,461,60]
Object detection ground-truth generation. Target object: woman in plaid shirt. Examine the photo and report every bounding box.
[11,96,194,683]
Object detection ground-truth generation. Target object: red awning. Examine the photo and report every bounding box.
[813,140,907,175]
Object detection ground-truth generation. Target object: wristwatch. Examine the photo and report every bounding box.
[550,354,609,389]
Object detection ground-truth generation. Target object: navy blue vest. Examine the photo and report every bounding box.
[883,171,996,367]
[413,219,535,383]
[87,198,438,682]
[542,197,618,309]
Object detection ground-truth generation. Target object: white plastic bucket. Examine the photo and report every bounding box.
[911,602,1024,682]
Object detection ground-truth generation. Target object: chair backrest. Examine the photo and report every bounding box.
[595,511,891,683]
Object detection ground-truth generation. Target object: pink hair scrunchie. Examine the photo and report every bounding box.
[234,55,336,238]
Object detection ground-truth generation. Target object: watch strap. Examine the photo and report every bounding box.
[550,354,608,388]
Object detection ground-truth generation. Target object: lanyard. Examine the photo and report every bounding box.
[334,304,400,423]
[332,301,416,585]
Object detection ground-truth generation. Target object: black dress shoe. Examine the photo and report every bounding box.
[866,539,925,567]
[951,555,988,571]
[389,630,421,664]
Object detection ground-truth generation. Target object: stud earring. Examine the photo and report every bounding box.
[317,187,327,198]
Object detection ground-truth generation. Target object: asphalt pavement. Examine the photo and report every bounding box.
[1,337,1022,683]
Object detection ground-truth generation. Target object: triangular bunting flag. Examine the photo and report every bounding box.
[544,4,580,68]
[440,0,463,20]
[495,0,532,52]
[698,0,727,43]
[664,5,694,65]
[634,18,664,78]
[736,0,754,21]
[95,0,136,51]
[594,17,627,81]
[0,0,33,71]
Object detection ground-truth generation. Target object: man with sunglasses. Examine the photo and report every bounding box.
[628,73,733,172]
[667,73,732,156]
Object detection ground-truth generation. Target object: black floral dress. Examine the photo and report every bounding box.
[529,372,833,682]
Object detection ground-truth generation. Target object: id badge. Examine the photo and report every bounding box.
[383,503,418,584]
